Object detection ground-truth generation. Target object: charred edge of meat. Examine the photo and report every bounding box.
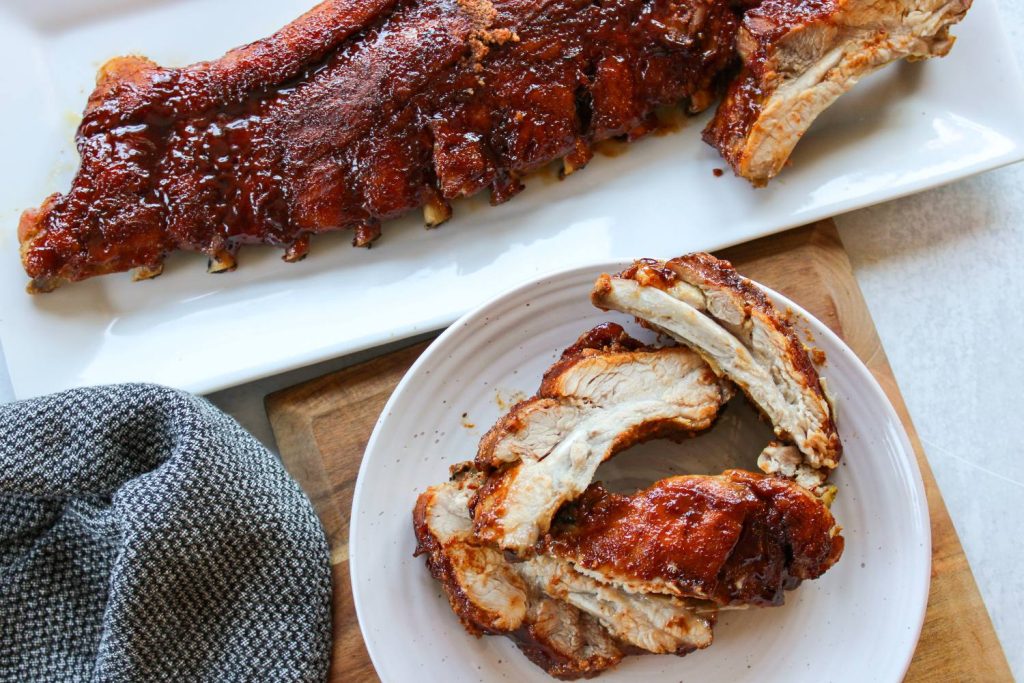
[539,322,649,389]
[510,602,625,680]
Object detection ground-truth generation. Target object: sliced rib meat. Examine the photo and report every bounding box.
[414,466,530,634]
[472,323,732,552]
[413,466,624,679]
[542,469,844,606]
[516,553,716,655]
[703,0,972,185]
[516,593,625,679]
[591,254,839,493]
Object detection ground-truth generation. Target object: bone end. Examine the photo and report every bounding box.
[26,276,65,295]
[353,222,382,248]
[561,141,593,178]
[590,273,614,310]
[423,194,453,228]
[283,234,310,263]
[130,263,164,282]
[207,250,237,274]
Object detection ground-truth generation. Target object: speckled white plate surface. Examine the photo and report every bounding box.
[349,261,931,682]
[1,0,1023,399]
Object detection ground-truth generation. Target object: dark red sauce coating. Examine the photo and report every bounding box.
[544,470,843,606]
[20,0,742,291]
[616,257,681,290]
[555,322,645,360]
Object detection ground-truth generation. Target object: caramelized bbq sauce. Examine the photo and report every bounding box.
[617,257,681,290]
[545,470,841,606]
[724,469,843,596]
[545,478,758,599]
[24,0,741,287]
[557,322,645,358]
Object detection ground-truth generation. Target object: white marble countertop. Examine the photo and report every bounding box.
[1,3,1021,677]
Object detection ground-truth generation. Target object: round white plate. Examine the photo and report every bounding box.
[350,261,931,683]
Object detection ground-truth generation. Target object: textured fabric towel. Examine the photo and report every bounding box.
[0,384,331,682]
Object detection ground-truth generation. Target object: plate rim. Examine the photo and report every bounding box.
[348,258,933,682]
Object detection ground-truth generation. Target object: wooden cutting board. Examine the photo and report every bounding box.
[265,220,1011,682]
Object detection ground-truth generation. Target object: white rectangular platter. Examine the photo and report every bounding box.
[1,0,1022,399]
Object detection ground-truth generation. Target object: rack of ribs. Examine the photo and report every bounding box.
[17,0,970,292]
[17,0,740,292]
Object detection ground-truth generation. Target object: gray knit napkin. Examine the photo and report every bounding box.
[0,384,331,682]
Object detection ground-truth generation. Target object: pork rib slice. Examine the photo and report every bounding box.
[703,0,972,185]
[471,323,732,553]
[414,467,528,635]
[414,465,716,676]
[591,255,839,493]
[413,466,624,679]
[542,469,844,606]
[515,554,716,656]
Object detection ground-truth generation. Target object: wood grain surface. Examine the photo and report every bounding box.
[265,220,1011,682]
